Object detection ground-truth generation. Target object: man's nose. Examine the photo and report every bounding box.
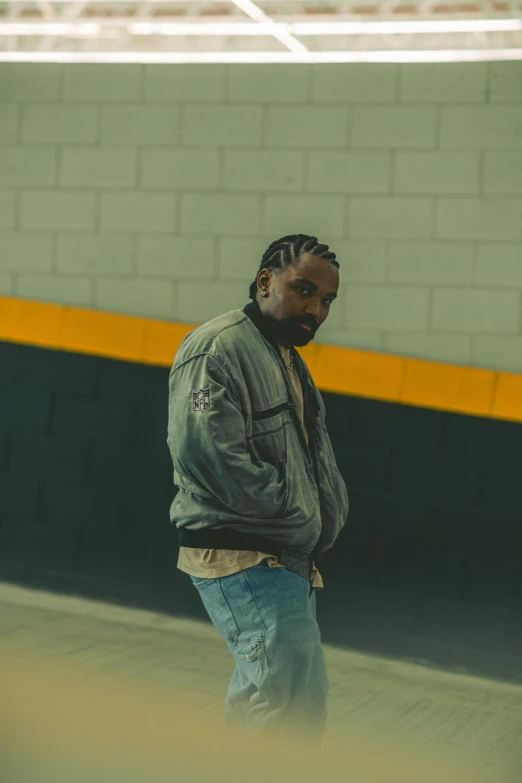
[305,301,321,321]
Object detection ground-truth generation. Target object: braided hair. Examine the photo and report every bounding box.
[248,234,339,300]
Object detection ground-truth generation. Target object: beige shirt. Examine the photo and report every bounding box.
[177,342,324,590]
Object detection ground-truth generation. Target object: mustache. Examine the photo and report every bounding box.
[265,314,317,333]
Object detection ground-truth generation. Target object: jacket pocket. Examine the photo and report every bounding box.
[248,403,290,484]
[251,400,294,421]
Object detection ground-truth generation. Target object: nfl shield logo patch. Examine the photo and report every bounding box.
[192,388,210,412]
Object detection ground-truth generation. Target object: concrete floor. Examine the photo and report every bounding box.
[0,581,520,783]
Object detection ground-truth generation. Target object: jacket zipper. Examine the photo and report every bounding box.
[285,351,322,586]
[281,352,313,467]
[244,308,321,581]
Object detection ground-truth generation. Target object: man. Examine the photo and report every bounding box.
[167,233,349,748]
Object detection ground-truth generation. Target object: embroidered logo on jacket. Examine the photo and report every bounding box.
[192,388,210,412]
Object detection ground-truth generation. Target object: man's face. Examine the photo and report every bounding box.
[257,253,339,347]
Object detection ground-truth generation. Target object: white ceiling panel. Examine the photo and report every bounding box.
[0,0,521,60]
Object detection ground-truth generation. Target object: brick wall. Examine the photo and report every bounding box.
[1,62,522,372]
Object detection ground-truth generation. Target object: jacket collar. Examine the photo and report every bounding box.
[243,298,294,354]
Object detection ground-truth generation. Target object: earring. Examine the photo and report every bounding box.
[261,290,268,297]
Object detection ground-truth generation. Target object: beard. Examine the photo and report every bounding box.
[262,311,316,347]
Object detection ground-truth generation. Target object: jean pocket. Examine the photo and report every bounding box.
[236,637,265,663]
[190,575,218,589]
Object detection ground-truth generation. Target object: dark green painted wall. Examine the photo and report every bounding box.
[0,340,521,684]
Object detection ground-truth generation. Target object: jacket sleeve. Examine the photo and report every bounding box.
[167,352,287,519]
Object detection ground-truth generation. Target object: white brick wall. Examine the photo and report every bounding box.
[0,105,18,142]
[1,62,521,373]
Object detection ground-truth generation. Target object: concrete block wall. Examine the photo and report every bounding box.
[1,62,522,372]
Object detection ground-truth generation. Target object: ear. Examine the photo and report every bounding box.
[258,269,271,287]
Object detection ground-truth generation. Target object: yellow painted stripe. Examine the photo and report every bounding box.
[1,295,521,424]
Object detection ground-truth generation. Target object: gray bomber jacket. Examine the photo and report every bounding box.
[167,298,349,586]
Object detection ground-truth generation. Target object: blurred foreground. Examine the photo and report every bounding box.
[0,582,520,783]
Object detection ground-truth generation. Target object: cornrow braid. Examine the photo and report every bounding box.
[248,234,339,300]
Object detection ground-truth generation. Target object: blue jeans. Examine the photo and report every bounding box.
[189,561,329,748]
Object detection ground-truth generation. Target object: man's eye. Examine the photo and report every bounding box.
[297,287,333,305]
